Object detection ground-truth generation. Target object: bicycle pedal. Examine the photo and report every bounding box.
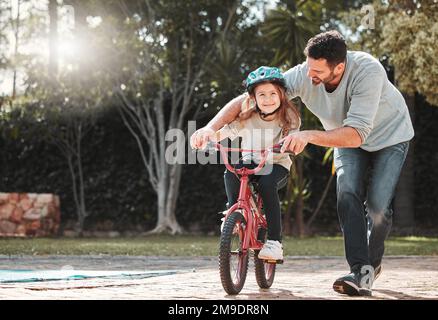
[264,259,283,264]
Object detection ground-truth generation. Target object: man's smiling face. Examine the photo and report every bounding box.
[306,57,344,86]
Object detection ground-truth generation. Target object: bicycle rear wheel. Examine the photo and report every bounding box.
[254,227,276,288]
[219,210,249,295]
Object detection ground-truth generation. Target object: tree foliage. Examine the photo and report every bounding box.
[381,7,438,106]
[340,0,438,106]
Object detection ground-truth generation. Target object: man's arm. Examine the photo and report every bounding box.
[281,64,385,154]
[206,94,245,131]
[305,127,362,147]
[280,127,362,154]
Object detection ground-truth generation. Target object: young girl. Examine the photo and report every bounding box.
[208,66,301,260]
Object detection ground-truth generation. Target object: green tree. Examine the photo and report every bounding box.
[43,102,100,236]
[381,1,438,233]
[104,0,256,234]
[21,0,109,235]
[261,0,319,67]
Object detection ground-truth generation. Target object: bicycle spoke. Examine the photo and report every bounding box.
[231,226,244,284]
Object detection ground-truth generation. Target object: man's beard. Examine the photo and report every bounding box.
[311,71,336,86]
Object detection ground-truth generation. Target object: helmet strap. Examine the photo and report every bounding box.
[256,105,280,119]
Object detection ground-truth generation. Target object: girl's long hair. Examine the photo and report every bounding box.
[240,82,301,136]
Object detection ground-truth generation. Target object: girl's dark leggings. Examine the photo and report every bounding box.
[224,163,289,242]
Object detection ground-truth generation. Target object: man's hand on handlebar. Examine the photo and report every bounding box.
[279,132,310,155]
[272,142,295,155]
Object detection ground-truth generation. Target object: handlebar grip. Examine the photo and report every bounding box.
[272,143,295,155]
[271,145,282,153]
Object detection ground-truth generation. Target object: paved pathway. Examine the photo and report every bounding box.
[0,255,437,300]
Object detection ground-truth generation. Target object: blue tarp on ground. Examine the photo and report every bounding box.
[0,269,181,283]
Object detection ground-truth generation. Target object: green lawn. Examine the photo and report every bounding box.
[0,235,437,256]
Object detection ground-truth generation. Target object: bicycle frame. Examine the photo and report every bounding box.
[214,142,276,254]
[210,141,291,294]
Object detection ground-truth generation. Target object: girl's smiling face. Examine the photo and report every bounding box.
[253,82,281,115]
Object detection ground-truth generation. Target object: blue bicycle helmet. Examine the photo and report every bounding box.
[245,66,286,92]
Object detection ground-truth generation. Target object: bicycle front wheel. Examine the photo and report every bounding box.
[219,210,249,295]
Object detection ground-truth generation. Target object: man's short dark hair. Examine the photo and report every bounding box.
[304,30,347,67]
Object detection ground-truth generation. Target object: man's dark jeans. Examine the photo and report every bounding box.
[334,141,410,270]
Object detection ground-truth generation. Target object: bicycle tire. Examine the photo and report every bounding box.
[218,210,249,295]
[254,227,276,288]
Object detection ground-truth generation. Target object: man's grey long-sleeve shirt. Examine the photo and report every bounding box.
[283,51,414,151]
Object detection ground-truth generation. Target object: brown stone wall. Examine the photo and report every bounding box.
[0,193,60,237]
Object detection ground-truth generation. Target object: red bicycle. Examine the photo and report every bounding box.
[206,141,290,295]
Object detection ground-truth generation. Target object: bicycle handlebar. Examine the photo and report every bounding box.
[203,141,294,176]
[203,141,294,154]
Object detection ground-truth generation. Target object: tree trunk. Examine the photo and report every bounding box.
[294,156,305,237]
[66,154,82,235]
[306,173,334,229]
[393,92,415,234]
[165,163,183,233]
[148,173,183,235]
[117,93,185,235]
[76,124,87,232]
[60,124,88,236]
[48,0,58,76]
[11,0,20,100]
[282,174,294,235]
[71,0,88,70]
[148,182,166,232]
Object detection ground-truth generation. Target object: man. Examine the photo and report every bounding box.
[191,30,414,296]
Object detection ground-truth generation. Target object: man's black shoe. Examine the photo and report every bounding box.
[333,265,375,296]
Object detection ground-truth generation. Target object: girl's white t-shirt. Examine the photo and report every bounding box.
[220,112,298,171]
